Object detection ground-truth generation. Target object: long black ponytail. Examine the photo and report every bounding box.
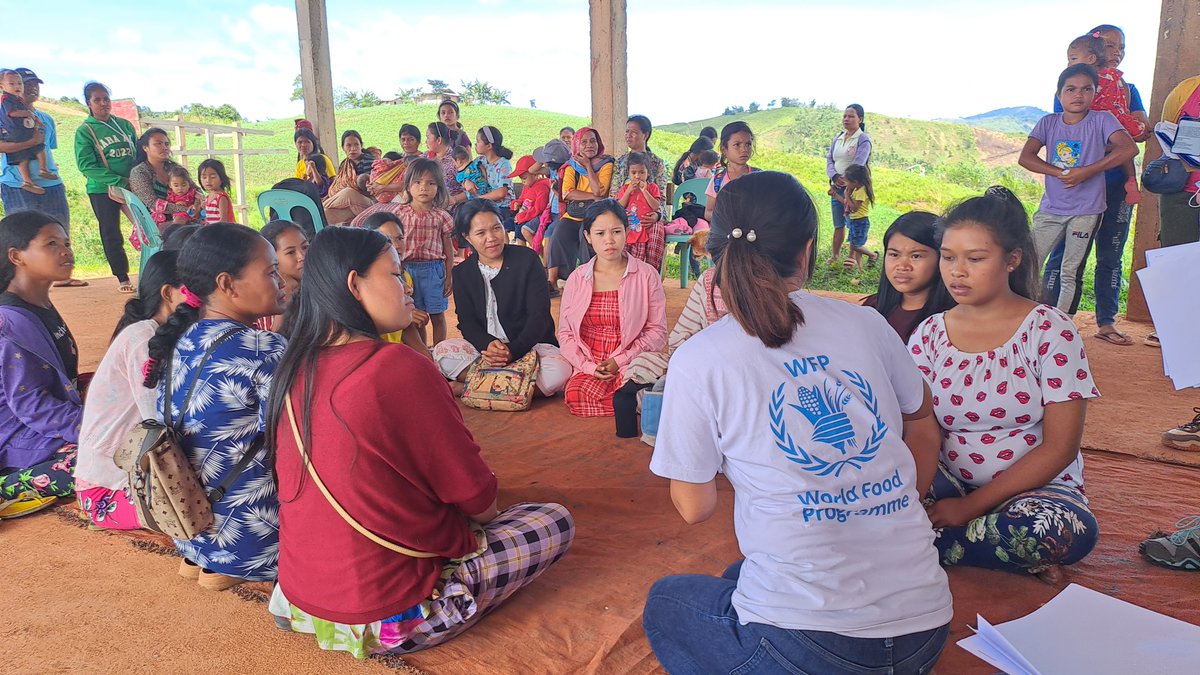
[142,223,267,387]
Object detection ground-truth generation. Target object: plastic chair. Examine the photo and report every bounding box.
[117,188,163,281]
[663,178,712,288]
[257,189,325,234]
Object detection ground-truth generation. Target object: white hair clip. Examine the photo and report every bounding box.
[746,230,757,242]
[731,228,743,239]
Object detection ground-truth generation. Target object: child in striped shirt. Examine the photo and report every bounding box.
[198,159,234,224]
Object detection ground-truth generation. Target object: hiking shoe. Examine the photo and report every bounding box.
[1139,516,1200,571]
[1162,408,1200,451]
[0,492,57,519]
[197,568,247,591]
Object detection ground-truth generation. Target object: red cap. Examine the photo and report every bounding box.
[294,119,314,132]
[508,155,537,178]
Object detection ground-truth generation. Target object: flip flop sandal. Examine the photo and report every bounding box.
[0,492,58,519]
[842,259,859,271]
[1093,330,1133,346]
[118,281,135,294]
[1145,332,1161,348]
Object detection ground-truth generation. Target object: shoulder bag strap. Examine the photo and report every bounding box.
[166,325,244,435]
[285,394,439,559]
[85,123,111,170]
[206,434,263,504]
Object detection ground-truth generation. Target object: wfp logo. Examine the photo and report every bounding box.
[769,370,888,477]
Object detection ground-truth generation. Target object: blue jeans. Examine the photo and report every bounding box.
[644,561,949,675]
[830,188,848,230]
[1043,179,1131,325]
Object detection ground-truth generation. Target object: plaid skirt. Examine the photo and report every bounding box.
[565,290,622,417]
[270,502,575,658]
[625,220,666,271]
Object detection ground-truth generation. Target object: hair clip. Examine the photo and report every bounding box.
[1092,31,1102,38]
[746,229,757,242]
[178,284,203,309]
[141,358,157,380]
[731,228,743,239]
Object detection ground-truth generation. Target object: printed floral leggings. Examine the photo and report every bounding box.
[926,464,1098,575]
[0,444,77,499]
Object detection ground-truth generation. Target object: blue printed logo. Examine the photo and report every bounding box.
[770,367,888,477]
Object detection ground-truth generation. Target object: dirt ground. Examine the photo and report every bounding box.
[2,276,1197,674]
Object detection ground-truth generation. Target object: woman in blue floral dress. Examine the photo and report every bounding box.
[141,223,287,591]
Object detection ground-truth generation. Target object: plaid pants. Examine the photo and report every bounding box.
[271,502,575,658]
[626,221,666,271]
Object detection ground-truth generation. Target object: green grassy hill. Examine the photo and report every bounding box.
[10,102,1106,305]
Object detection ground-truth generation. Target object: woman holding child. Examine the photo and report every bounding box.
[434,199,571,396]
[128,128,191,228]
[911,186,1100,577]
[644,171,951,673]
[610,115,669,270]
[267,225,573,657]
[322,130,377,224]
[558,200,666,419]
[141,223,287,590]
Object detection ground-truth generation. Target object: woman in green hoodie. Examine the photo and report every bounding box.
[74,81,137,292]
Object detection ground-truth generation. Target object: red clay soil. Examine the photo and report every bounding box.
[3,277,1198,674]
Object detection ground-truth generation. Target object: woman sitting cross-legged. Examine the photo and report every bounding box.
[74,250,184,529]
[0,210,82,518]
[644,171,951,675]
[433,199,571,397]
[558,199,666,420]
[266,225,574,657]
[909,186,1100,577]
[141,222,288,590]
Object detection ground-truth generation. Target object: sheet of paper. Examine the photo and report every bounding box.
[959,584,1200,675]
[1136,247,1200,389]
[1172,118,1200,156]
[958,615,1041,675]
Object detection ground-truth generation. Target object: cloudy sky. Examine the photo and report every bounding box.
[10,0,1161,124]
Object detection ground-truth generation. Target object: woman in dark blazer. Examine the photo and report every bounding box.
[433,199,570,397]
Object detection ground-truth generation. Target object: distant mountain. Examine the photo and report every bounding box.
[939,106,1050,134]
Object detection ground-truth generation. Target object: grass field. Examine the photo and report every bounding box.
[2,102,1134,311]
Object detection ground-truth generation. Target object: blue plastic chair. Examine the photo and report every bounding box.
[663,178,712,288]
[257,189,325,234]
[117,188,163,281]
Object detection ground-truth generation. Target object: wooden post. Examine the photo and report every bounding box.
[232,120,248,225]
[173,114,188,170]
[589,0,628,158]
[1126,0,1200,323]
[296,0,338,163]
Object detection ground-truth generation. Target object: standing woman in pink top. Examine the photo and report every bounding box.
[558,199,667,422]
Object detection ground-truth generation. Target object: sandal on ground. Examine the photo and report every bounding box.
[20,182,45,195]
[53,278,89,288]
[117,281,135,294]
[842,258,859,271]
[1093,328,1133,346]
[1144,332,1161,348]
[866,252,880,268]
[0,492,58,520]
[197,569,247,591]
[178,558,201,581]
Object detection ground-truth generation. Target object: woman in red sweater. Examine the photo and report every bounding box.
[265,226,574,658]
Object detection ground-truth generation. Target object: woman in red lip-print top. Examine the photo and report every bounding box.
[907,186,1099,578]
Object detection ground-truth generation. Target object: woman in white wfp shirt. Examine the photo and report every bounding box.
[643,171,952,674]
[826,103,873,265]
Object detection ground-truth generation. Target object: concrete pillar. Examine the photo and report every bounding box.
[296,0,338,163]
[1126,0,1200,322]
[590,0,628,159]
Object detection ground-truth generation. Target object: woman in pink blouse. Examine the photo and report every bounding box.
[558,199,666,422]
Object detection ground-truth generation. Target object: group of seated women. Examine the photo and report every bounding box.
[0,155,1107,669]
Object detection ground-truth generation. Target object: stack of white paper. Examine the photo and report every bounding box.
[1135,240,1200,389]
[958,583,1200,674]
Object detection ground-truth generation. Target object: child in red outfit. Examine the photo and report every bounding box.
[616,153,661,247]
[509,155,551,247]
[1067,33,1142,204]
